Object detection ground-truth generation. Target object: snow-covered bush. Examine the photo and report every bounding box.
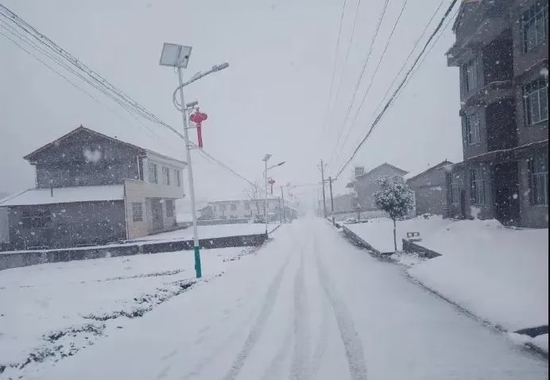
[373,175,414,252]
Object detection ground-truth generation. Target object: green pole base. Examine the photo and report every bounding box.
[194,246,202,279]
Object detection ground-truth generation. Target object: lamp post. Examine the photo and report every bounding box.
[262,155,285,237]
[159,43,228,279]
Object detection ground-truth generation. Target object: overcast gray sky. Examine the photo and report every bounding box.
[0,0,462,203]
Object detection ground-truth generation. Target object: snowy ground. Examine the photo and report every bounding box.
[346,215,548,351]
[0,246,264,379]
[132,223,280,242]
[408,219,548,333]
[22,219,547,380]
[345,215,454,253]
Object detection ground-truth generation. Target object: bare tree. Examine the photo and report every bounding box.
[244,181,262,215]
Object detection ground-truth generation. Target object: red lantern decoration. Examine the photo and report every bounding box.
[268,178,276,194]
[189,108,208,148]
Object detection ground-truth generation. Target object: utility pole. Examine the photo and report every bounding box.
[329,176,335,226]
[177,67,202,279]
[318,160,327,219]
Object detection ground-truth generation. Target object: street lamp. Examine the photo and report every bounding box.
[159,42,228,279]
[262,155,285,237]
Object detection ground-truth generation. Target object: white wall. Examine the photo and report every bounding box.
[0,207,8,243]
[209,199,280,219]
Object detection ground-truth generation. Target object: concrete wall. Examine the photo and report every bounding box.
[124,180,149,240]
[33,132,142,188]
[7,201,126,250]
[0,207,8,243]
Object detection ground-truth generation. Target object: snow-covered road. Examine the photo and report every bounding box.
[34,219,547,380]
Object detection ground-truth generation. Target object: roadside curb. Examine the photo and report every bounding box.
[337,223,549,359]
[405,272,548,359]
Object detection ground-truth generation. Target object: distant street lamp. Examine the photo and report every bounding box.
[262,155,285,236]
[159,42,228,279]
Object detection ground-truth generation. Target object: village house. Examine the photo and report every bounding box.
[348,163,409,214]
[200,197,297,222]
[405,160,453,217]
[0,126,186,250]
[446,0,548,227]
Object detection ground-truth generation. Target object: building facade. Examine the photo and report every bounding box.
[0,126,186,250]
[405,161,452,217]
[200,198,298,222]
[349,163,409,211]
[446,0,548,227]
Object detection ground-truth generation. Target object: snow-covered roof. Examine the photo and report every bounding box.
[0,185,124,207]
[404,160,454,182]
[24,126,186,165]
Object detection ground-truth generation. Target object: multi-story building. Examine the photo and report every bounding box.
[0,126,186,249]
[446,0,548,227]
[200,198,289,221]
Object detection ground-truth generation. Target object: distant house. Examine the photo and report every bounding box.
[199,197,298,223]
[332,193,354,214]
[348,163,409,212]
[0,126,186,250]
[405,160,453,216]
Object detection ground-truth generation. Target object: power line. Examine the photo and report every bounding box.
[332,0,460,180]
[329,0,410,168]
[370,0,446,119]
[0,4,257,190]
[328,0,391,165]
[330,0,363,126]
[321,0,348,137]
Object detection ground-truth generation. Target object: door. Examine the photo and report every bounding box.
[151,199,164,231]
[493,162,520,226]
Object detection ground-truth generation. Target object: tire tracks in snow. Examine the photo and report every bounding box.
[222,252,292,380]
[290,251,311,380]
[309,292,331,378]
[314,241,368,380]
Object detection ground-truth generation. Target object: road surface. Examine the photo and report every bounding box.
[36,218,547,380]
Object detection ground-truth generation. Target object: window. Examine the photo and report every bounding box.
[465,112,481,145]
[230,203,237,211]
[523,78,548,126]
[21,208,52,228]
[529,153,548,205]
[462,58,480,93]
[522,2,548,52]
[244,202,250,211]
[470,166,486,205]
[450,176,461,205]
[175,169,181,187]
[148,162,158,184]
[162,167,170,185]
[132,202,143,222]
[166,199,175,217]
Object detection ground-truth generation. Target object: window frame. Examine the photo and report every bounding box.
[148,162,158,184]
[132,202,143,222]
[470,166,486,205]
[529,153,548,206]
[462,57,480,94]
[523,78,549,126]
[21,208,52,228]
[465,112,482,145]
[162,167,171,186]
[175,169,181,187]
[522,2,548,53]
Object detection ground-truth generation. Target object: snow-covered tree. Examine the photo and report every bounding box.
[373,175,414,252]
